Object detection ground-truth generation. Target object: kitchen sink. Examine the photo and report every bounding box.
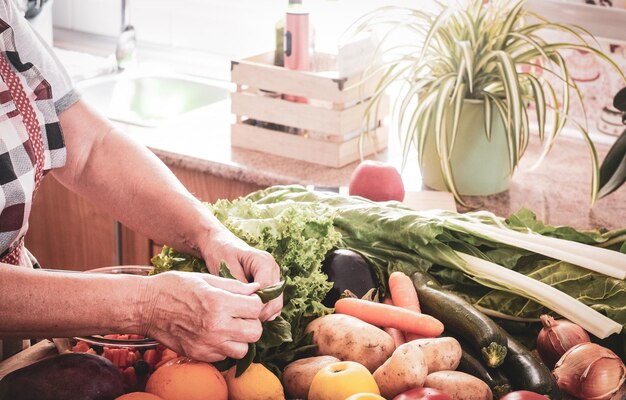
[78,73,230,127]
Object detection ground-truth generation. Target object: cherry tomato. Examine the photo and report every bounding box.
[500,391,547,400]
[393,387,454,400]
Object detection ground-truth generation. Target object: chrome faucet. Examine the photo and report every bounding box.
[115,0,136,70]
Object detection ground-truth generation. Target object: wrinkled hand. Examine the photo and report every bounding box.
[141,271,263,363]
[201,228,283,321]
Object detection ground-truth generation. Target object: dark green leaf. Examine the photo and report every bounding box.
[235,343,256,377]
[258,316,292,349]
[256,280,286,303]
[613,87,626,112]
[219,260,236,279]
[598,129,626,199]
[213,358,235,372]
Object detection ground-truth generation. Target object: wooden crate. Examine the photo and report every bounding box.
[230,52,388,168]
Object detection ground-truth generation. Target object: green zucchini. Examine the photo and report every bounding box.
[411,271,508,367]
[501,330,561,399]
[456,341,512,399]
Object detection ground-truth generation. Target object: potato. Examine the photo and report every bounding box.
[373,341,428,399]
[409,337,462,372]
[305,314,394,372]
[282,356,340,399]
[424,371,492,400]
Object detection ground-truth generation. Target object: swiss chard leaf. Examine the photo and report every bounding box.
[258,316,292,348]
[239,186,626,333]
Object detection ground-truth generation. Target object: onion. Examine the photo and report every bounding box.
[536,315,590,369]
[553,342,626,400]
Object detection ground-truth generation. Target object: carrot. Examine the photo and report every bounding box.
[72,341,90,353]
[389,271,421,313]
[389,271,425,341]
[382,297,406,347]
[335,297,444,337]
[143,349,158,371]
[122,366,137,388]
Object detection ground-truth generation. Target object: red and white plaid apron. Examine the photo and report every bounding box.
[0,52,45,265]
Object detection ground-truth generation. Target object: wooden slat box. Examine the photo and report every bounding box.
[230,52,388,168]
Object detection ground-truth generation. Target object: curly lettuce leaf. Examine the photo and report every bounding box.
[151,196,339,375]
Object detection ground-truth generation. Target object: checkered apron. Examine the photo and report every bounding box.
[0,17,66,266]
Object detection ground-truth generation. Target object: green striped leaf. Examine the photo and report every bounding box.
[521,73,546,143]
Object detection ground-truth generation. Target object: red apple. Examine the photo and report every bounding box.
[348,160,405,202]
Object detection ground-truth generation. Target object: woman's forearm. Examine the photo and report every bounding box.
[52,100,223,259]
[0,266,148,338]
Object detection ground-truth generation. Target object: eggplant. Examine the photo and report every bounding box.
[321,249,378,307]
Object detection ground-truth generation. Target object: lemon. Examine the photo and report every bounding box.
[225,363,285,400]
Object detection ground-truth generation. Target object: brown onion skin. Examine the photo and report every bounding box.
[553,343,626,400]
[536,315,590,369]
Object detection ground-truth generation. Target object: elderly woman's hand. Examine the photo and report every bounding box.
[140,271,264,363]
[200,228,283,321]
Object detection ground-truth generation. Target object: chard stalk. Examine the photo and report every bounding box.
[447,218,626,280]
[456,252,622,339]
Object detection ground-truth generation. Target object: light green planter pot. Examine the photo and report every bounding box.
[421,99,512,196]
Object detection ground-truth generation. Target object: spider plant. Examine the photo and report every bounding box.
[351,0,625,203]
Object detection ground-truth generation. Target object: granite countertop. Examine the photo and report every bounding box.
[115,96,626,231]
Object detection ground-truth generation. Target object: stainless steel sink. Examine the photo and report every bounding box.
[78,73,230,127]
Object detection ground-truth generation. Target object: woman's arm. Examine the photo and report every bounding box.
[0,265,264,361]
[51,100,281,319]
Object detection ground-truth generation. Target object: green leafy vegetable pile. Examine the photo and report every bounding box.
[152,185,626,370]
[151,196,341,374]
[246,186,626,343]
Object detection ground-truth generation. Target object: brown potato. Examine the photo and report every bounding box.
[282,356,340,399]
[425,371,492,400]
[305,314,394,372]
[373,341,428,399]
[408,337,462,372]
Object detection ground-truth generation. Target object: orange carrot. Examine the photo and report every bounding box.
[382,297,406,347]
[335,297,444,337]
[389,271,425,341]
[389,271,421,313]
[386,327,407,348]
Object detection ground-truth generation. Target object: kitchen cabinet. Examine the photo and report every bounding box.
[25,164,264,271]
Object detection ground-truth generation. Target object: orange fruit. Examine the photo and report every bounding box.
[145,357,228,400]
[115,393,164,400]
